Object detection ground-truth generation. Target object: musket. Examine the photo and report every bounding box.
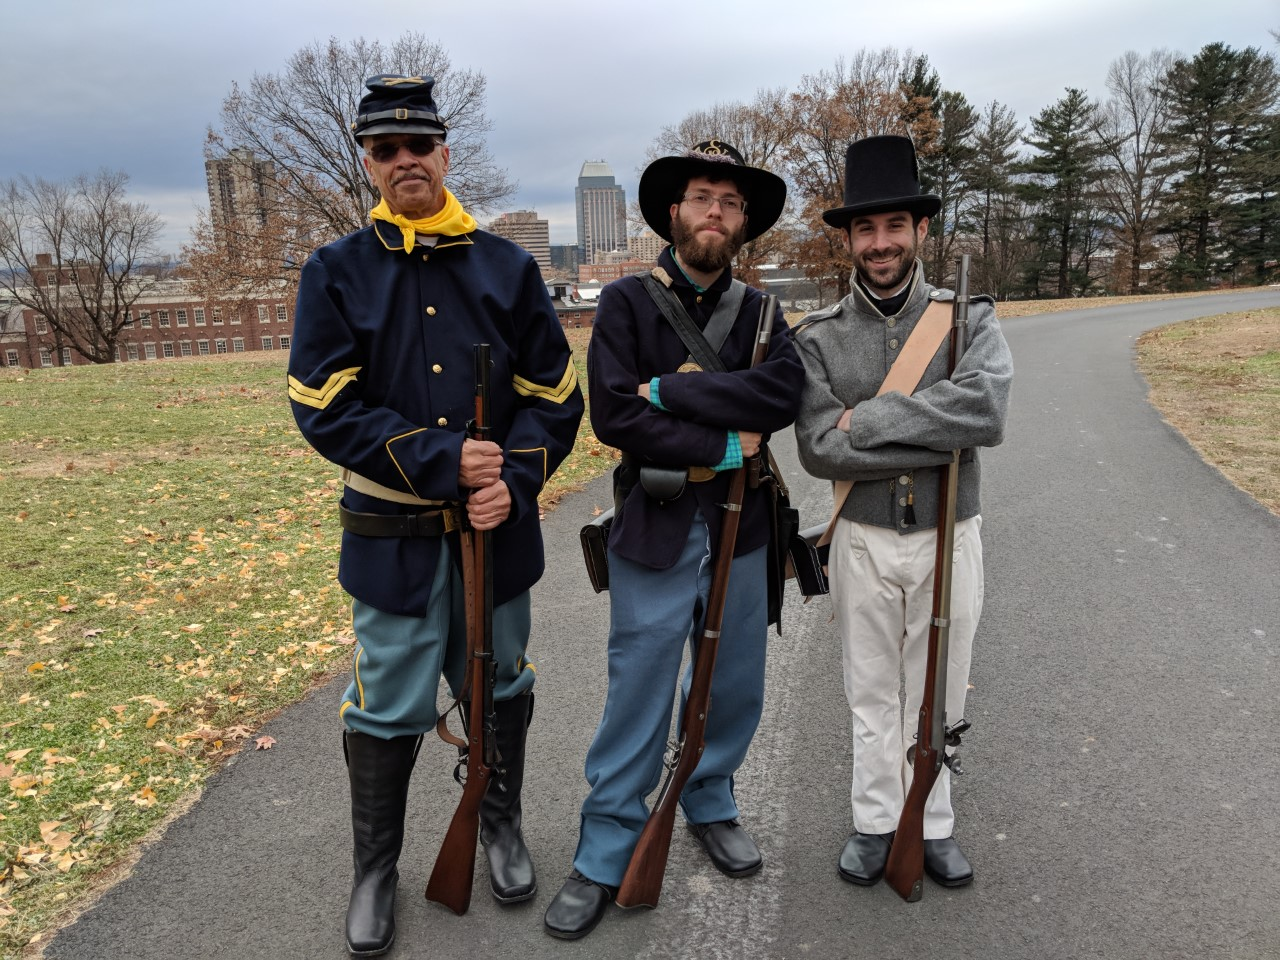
[615,294,779,910]
[425,343,497,915]
[883,256,973,903]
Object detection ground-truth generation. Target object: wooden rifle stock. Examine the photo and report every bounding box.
[425,344,496,915]
[884,257,971,903]
[615,295,778,909]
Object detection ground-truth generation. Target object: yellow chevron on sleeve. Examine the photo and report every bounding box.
[512,358,577,404]
[288,367,361,410]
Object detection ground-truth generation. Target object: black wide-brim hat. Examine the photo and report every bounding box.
[351,75,447,143]
[639,140,786,244]
[822,134,940,229]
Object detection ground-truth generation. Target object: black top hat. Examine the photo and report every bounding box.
[822,135,940,229]
[639,140,786,244]
[351,75,448,143]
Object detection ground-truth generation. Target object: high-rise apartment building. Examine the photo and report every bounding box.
[205,147,276,248]
[487,210,551,271]
[575,161,626,265]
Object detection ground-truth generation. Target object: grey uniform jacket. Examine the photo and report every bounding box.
[792,262,1013,533]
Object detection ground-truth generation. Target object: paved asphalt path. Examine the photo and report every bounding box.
[44,290,1280,960]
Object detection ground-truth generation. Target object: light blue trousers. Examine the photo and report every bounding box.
[573,514,768,885]
[340,537,534,739]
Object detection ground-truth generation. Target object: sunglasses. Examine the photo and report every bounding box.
[367,136,441,164]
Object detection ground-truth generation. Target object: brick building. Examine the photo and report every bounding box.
[2,263,294,368]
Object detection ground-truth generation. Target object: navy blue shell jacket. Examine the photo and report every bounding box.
[588,248,804,570]
[288,220,584,614]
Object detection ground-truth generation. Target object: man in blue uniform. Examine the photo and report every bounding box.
[288,75,583,956]
[543,141,804,940]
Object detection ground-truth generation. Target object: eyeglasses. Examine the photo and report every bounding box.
[367,136,441,164]
[681,192,747,216]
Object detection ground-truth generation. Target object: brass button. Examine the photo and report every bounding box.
[696,295,703,303]
[899,497,907,507]
[899,475,910,485]
[886,317,897,328]
[889,338,899,349]
[899,519,908,528]
[432,364,443,374]
[422,254,430,262]
[426,306,437,316]
[436,417,448,426]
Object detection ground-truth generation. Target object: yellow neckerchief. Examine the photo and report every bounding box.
[370,191,477,254]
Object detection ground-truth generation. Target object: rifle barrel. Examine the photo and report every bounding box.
[882,260,970,903]
[424,343,495,915]
[615,296,777,909]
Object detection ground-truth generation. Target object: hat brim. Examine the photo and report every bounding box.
[822,194,941,229]
[355,121,447,142]
[639,156,786,244]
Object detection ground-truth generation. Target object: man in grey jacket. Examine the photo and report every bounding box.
[793,135,1012,890]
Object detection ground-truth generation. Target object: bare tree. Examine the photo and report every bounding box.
[782,50,936,299]
[0,171,162,363]
[185,33,515,309]
[1093,49,1176,293]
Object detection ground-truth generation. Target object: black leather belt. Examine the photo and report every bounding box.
[339,505,460,538]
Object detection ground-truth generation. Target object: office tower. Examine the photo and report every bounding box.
[575,161,626,265]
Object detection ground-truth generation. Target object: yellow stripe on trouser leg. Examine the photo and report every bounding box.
[340,537,537,738]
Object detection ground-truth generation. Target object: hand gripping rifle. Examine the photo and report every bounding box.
[883,257,973,903]
[615,294,778,909]
[425,343,497,915]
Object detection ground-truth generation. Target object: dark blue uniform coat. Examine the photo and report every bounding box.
[288,221,584,615]
[588,248,804,569]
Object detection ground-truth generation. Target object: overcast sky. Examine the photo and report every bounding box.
[2,0,1274,254]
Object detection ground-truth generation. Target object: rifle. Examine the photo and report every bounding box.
[425,343,497,915]
[883,256,973,902]
[615,294,779,909]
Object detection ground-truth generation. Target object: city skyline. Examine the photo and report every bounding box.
[1,1,1273,256]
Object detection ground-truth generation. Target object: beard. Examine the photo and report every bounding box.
[853,234,919,295]
[670,212,747,274]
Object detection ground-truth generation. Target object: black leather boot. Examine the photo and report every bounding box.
[344,731,420,957]
[480,693,537,902]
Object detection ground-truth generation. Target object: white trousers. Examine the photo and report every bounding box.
[830,515,983,838]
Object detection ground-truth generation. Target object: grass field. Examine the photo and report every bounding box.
[0,334,603,956]
[1,296,1275,956]
[1136,306,1280,515]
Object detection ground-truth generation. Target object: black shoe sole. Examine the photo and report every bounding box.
[837,866,882,886]
[924,870,973,888]
[712,859,763,879]
[544,913,605,941]
[492,883,537,904]
[346,932,394,957]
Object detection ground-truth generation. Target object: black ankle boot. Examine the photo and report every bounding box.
[344,731,419,957]
[481,693,536,902]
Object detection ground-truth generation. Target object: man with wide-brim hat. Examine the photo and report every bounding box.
[543,141,803,940]
[793,134,1013,893]
[289,73,584,956]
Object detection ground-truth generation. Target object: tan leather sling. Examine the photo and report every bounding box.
[816,298,952,548]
